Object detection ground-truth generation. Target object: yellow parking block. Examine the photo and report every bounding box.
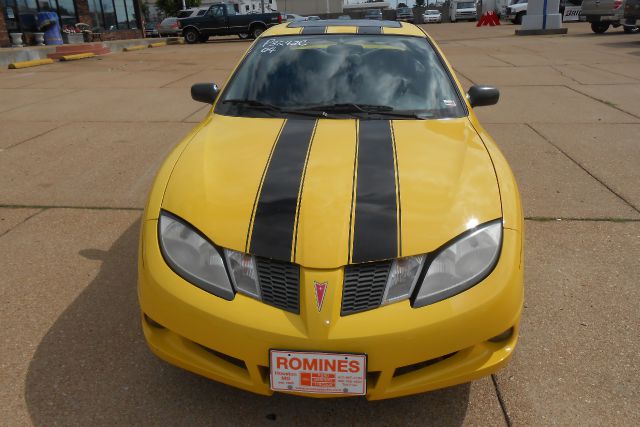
[124,45,146,52]
[60,53,96,61]
[148,42,167,48]
[8,58,54,69]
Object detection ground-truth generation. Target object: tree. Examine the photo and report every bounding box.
[398,2,408,7]
[156,0,201,18]
[416,0,426,6]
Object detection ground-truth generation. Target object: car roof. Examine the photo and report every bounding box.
[264,20,426,37]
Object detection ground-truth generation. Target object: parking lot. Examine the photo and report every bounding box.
[1,21,639,426]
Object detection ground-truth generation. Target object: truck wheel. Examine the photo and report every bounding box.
[238,33,250,39]
[250,25,266,39]
[623,25,639,34]
[183,28,199,44]
[514,13,524,25]
[591,22,610,34]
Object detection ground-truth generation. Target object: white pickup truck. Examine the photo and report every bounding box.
[504,0,528,24]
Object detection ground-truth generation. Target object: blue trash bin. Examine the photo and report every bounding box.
[36,12,63,45]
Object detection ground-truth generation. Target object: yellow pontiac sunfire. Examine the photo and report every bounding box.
[138,19,524,400]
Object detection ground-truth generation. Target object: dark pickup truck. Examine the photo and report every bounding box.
[179,3,283,44]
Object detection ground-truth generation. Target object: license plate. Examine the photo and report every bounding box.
[269,350,367,395]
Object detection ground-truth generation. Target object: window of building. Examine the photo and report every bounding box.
[89,0,138,30]
[5,0,77,32]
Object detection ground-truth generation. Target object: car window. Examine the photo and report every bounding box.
[458,2,475,8]
[209,5,224,17]
[197,9,207,16]
[217,35,466,120]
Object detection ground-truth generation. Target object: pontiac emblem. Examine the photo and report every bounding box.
[314,281,328,312]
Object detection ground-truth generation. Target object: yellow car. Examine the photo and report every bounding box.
[138,19,524,400]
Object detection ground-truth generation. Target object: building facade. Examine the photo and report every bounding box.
[279,0,343,15]
[1,0,143,47]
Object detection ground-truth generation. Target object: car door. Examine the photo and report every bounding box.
[206,4,228,35]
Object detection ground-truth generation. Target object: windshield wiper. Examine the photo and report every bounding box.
[293,103,433,119]
[222,99,319,118]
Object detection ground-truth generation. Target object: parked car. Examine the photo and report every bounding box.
[179,3,283,43]
[307,15,322,21]
[157,17,181,37]
[504,0,528,24]
[139,19,523,401]
[364,9,383,20]
[285,13,306,21]
[582,0,638,33]
[396,6,415,23]
[423,9,443,23]
[144,21,159,37]
[338,15,352,20]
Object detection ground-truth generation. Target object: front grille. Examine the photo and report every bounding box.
[341,261,392,316]
[256,257,300,313]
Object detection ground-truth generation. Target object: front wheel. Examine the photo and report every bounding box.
[238,32,250,39]
[250,25,265,39]
[591,22,610,34]
[183,28,199,44]
[623,25,639,34]
[514,12,524,25]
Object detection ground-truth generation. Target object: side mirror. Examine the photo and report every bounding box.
[191,83,220,104]
[467,85,499,108]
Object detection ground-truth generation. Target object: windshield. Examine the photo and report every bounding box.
[216,35,466,120]
[457,2,475,8]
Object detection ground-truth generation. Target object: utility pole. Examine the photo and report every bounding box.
[261,0,265,13]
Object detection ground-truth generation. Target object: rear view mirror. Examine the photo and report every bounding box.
[467,85,500,108]
[191,83,220,104]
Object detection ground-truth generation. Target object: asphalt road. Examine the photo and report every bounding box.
[1,22,639,426]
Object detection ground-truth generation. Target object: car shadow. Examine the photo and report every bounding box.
[25,220,471,426]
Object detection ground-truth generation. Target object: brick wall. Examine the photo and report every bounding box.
[0,9,9,48]
[100,29,143,41]
[75,0,95,27]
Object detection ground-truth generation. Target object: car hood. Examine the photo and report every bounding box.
[162,115,501,269]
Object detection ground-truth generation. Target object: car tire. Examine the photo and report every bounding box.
[238,33,250,39]
[514,12,524,25]
[250,25,266,39]
[591,22,610,34]
[183,28,199,44]
[623,25,639,34]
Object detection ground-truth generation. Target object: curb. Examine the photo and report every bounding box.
[148,42,167,48]
[60,52,96,61]
[8,58,54,69]
[123,45,147,52]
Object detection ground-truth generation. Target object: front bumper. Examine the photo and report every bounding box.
[139,220,523,400]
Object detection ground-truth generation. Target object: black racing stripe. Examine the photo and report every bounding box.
[249,120,317,261]
[357,26,382,34]
[302,26,326,35]
[352,120,398,264]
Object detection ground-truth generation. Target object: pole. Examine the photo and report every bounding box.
[326,0,330,14]
[261,0,265,13]
[181,0,186,10]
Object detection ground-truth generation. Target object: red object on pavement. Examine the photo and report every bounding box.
[477,11,501,27]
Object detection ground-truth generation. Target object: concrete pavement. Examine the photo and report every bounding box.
[1,22,639,425]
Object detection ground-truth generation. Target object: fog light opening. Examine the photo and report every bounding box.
[144,314,166,329]
[489,327,514,343]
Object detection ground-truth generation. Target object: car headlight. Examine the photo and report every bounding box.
[158,211,234,300]
[413,220,502,308]
[380,220,502,307]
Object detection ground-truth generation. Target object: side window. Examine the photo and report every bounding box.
[209,6,224,17]
[197,9,206,16]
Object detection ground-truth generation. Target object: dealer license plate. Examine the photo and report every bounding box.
[269,350,367,395]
